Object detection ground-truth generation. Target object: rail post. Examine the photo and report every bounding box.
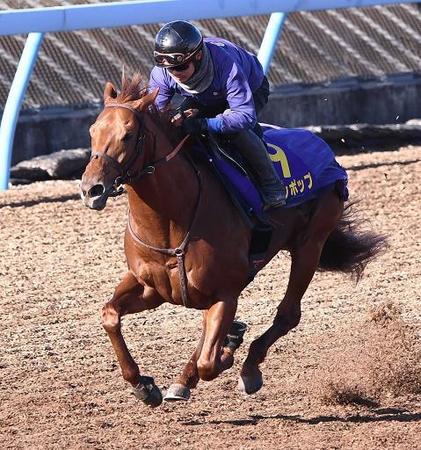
[258,12,287,75]
[0,32,44,190]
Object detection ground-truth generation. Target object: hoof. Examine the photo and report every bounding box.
[238,370,263,395]
[224,320,248,352]
[164,383,191,402]
[131,376,163,407]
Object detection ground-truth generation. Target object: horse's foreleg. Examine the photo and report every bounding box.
[165,311,247,401]
[164,313,207,401]
[196,298,238,381]
[101,271,164,406]
[240,193,343,394]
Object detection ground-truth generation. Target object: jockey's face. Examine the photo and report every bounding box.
[168,51,203,83]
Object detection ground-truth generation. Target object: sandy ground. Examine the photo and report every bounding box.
[0,145,420,450]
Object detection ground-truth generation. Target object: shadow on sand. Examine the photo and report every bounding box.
[182,408,421,426]
[0,193,81,209]
[345,158,421,172]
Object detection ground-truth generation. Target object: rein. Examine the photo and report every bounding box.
[92,102,199,308]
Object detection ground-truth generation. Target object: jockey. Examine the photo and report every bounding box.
[149,20,286,210]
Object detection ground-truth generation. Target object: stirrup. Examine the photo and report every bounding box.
[261,182,287,210]
[263,197,286,211]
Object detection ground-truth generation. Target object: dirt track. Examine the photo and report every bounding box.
[1,145,420,449]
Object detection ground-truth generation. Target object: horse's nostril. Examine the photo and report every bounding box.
[88,184,106,198]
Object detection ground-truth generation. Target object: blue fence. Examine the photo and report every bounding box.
[0,0,418,189]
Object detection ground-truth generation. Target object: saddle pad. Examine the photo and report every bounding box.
[211,124,348,219]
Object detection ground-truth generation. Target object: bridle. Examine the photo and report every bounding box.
[90,102,199,308]
[90,102,190,196]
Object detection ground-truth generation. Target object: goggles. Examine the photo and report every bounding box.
[154,41,203,69]
[167,61,191,73]
[154,51,187,68]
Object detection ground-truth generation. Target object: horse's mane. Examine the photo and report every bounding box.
[116,72,146,103]
[116,72,180,143]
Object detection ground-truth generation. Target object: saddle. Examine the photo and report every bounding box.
[191,124,349,280]
[196,124,349,220]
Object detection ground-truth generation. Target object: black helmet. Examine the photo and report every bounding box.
[154,20,203,68]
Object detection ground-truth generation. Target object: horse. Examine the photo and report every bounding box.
[80,74,386,407]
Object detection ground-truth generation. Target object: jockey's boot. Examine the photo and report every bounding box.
[232,129,287,210]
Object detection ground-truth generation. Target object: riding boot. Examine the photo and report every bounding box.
[231,129,287,209]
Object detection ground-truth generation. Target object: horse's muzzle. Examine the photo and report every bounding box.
[80,180,110,210]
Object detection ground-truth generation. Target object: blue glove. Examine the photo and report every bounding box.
[183,117,208,135]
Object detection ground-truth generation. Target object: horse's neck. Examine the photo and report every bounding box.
[127,118,198,249]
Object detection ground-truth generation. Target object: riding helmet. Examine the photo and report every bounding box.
[154,20,203,68]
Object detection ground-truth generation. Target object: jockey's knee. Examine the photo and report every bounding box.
[229,128,249,144]
[101,303,120,333]
[230,128,267,156]
[197,357,219,381]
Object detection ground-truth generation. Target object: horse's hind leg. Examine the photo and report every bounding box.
[101,271,164,406]
[239,192,343,394]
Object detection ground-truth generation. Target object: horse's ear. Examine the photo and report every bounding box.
[138,88,159,111]
[104,82,117,102]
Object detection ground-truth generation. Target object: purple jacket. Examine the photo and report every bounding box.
[148,37,265,133]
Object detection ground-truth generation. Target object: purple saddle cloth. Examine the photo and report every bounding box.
[211,124,348,221]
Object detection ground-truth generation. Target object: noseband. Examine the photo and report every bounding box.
[90,102,189,196]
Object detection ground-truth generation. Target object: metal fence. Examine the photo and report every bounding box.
[0,0,419,189]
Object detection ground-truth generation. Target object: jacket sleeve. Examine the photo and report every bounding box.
[207,61,257,134]
[148,67,175,111]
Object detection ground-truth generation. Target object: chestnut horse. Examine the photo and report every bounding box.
[80,75,385,407]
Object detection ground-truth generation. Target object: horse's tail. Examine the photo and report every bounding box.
[318,202,387,281]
